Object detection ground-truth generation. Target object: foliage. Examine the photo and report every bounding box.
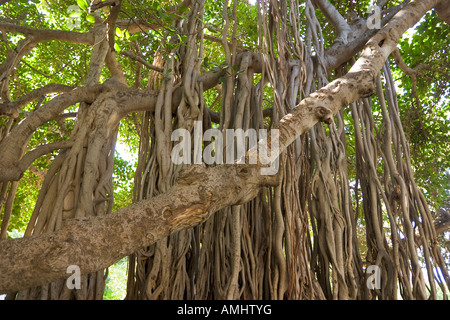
[103,257,128,300]
[0,0,448,300]
[112,151,136,212]
[394,10,450,209]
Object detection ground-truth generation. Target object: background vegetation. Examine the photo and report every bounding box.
[0,0,448,299]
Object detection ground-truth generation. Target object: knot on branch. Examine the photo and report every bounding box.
[315,106,333,124]
[175,164,208,186]
[0,103,19,119]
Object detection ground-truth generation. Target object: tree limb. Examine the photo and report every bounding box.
[117,51,263,115]
[0,84,74,118]
[323,1,409,72]
[271,0,430,154]
[0,22,95,45]
[391,47,429,106]
[0,164,278,293]
[121,50,164,72]
[435,0,450,24]
[312,0,352,42]
[0,85,104,181]
[18,140,74,173]
[435,209,450,235]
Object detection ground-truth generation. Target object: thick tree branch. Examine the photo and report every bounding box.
[0,164,278,293]
[268,0,432,155]
[0,102,18,118]
[114,18,155,34]
[323,1,408,72]
[435,0,450,24]
[0,22,95,45]
[0,23,95,109]
[312,0,352,41]
[90,0,120,12]
[435,209,450,235]
[117,51,262,115]
[0,37,38,86]
[18,140,74,173]
[391,47,429,106]
[0,85,104,181]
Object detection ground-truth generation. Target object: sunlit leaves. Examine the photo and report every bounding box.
[394,9,450,208]
[76,0,89,12]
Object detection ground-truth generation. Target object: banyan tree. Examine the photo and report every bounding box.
[0,0,449,300]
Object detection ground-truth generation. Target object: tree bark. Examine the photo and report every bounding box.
[0,0,442,294]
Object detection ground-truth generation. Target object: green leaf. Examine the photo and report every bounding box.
[76,0,88,11]
[116,27,123,38]
[129,33,140,41]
